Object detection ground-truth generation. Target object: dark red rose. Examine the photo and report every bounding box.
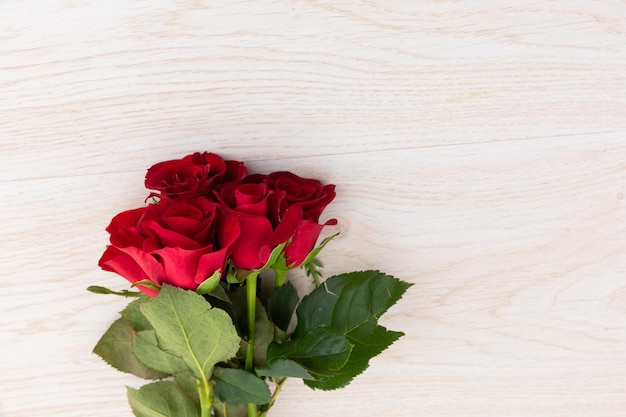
[260,171,336,222]
[245,171,337,268]
[145,152,248,199]
[98,197,239,295]
[217,182,300,270]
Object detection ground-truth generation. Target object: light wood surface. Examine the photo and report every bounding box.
[1,1,625,416]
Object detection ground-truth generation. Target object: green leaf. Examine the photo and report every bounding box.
[206,282,232,304]
[139,285,240,381]
[295,270,412,390]
[255,358,314,380]
[196,270,222,295]
[93,318,167,380]
[133,330,188,375]
[121,297,153,332]
[174,372,200,404]
[267,282,299,331]
[305,325,404,390]
[256,327,351,378]
[213,367,271,406]
[127,381,200,417]
[295,270,411,336]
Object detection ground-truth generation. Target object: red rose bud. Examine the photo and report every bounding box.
[98,197,240,295]
[284,217,338,268]
[145,152,248,200]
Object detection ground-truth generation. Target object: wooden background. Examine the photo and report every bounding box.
[1,1,625,416]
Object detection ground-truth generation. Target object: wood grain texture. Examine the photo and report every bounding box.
[1,1,625,416]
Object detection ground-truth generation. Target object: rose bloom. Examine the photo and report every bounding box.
[233,171,337,269]
[98,197,239,296]
[145,152,248,199]
[217,181,300,270]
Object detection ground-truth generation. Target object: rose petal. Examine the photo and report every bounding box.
[284,218,337,268]
[152,247,208,290]
[227,214,273,270]
[98,246,159,296]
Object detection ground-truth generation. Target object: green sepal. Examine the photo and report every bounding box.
[87,285,142,297]
[303,258,324,287]
[127,381,200,417]
[131,280,162,292]
[195,270,222,295]
[298,232,339,268]
[259,242,287,272]
[213,367,272,406]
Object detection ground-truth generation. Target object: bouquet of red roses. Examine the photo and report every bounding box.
[90,152,411,417]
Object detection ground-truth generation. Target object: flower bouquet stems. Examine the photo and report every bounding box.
[90,152,411,417]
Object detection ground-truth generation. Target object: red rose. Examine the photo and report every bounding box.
[246,172,337,268]
[217,182,301,270]
[145,152,248,199]
[260,171,336,222]
[98,197,239,295]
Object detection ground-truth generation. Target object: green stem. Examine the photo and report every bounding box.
[274,268,288,288]
[259,377,287,416]
[245,271,259,372]
[269,378,287,408]
[198,378,214,417]
[245,271,260,417]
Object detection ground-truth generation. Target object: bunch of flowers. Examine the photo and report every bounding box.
[90,152,411,417]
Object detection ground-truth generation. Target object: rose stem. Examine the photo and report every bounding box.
[198,377,214,417]
[245,270,260,417]
[274,268,287,288]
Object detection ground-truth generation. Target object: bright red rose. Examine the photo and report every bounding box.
[145,152,248,199]
[245,171,337,268]
[217,182,301,270]
[98,197,239,295]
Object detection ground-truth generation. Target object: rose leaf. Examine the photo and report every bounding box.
[294,270,412,390]
[213,367,271,406]
[255,327,352,379]
[120,297,152,332]
[127,380,199,417]
[266,281,299,332]
[93,318,168,380]
[133,330,188,375]
[139,284,240,381]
